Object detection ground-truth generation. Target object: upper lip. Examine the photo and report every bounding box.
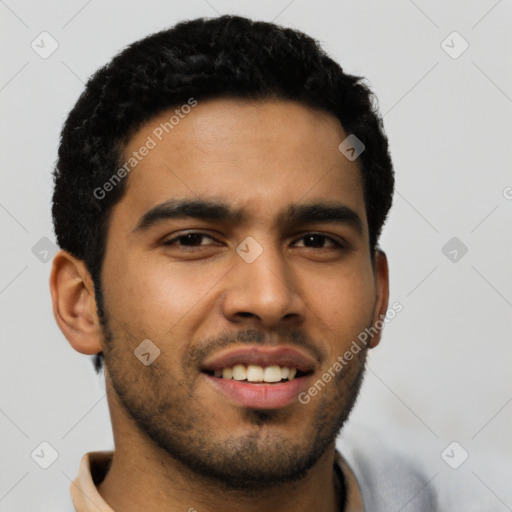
[200,346,317,373]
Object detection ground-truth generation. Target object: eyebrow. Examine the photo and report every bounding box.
[134,199,245,232]
[133,198,364,235]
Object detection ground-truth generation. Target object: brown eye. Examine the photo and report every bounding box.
[294,233,343,249]
[163,232,217,247]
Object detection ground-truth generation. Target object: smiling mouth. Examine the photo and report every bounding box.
[202,364,311,384]
[200,346,317,409]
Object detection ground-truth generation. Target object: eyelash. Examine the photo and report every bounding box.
[161,232,346,250]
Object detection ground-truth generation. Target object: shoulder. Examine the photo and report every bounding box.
[337,427,438,512]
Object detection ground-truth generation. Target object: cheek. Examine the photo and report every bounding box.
[103,255,226,336]
[305,262,376,350]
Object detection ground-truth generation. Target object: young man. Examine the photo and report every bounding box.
[50,15,435,511]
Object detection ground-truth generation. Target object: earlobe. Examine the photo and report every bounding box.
[368,249,390,349]
[50,250,103,355]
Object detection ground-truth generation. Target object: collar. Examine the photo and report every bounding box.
[334,450,365,511]
[70,451,114,512]
[71,450,364,512]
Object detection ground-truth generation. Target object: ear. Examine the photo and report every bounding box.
[367,249,389,349]
[49,250,103,355]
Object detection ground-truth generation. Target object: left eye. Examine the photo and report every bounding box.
[293,233,342,249]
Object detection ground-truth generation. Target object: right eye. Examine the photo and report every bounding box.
[162,232,219,248]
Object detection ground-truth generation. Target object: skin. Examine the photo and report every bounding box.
[50,99,389,512]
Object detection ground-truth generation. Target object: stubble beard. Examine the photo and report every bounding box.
[99,309,368,492]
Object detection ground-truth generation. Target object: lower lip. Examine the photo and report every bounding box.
[204,374,310,409]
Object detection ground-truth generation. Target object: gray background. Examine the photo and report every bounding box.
[1,1,511,510]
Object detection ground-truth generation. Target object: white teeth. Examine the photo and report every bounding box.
[222,367,233,380]
[212,364,299,382]
[232,364,247,381]
[247,365,264,382]
[263,365,282,382]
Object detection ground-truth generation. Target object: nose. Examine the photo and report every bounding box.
[220,239,307,328]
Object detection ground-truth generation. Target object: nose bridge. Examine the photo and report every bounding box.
[222,234,302,324]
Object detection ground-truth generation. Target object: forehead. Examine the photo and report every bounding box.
[113,98,367,232]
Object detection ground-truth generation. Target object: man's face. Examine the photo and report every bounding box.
[98,99,385,489]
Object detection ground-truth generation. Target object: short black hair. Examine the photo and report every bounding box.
[52,15,394,372]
